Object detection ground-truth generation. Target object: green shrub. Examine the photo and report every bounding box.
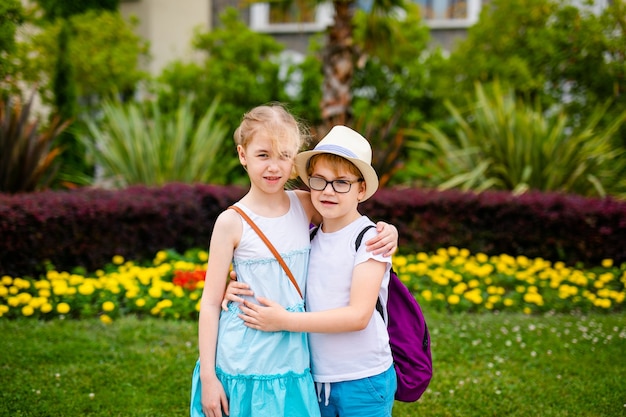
[81,97,235,187]
[412,81,626,198]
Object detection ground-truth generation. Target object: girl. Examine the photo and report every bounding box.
[190,106,396,417]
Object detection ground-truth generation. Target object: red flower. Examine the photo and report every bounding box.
[172,269,206,290]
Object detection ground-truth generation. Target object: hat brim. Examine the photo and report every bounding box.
[295,150,379,201]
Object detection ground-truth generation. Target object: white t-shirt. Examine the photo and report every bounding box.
[306,216,393,383]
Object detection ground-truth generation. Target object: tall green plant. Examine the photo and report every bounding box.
[412,82,626,198]
[0,93,69,193]
[81,97,235,187]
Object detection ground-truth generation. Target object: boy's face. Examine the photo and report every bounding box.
[309,157,366,229]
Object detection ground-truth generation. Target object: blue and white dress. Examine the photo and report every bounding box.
[191,191,320,417]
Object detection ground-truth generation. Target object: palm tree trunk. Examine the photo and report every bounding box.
[321,0,356,129]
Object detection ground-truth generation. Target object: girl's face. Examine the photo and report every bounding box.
[309,157,365,229]
[238,132,295,194]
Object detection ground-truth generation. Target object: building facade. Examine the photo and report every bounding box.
[120,0,613,76]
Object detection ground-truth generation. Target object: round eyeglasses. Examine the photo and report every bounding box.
[308,176,363,193]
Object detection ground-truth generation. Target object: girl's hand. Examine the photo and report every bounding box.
[201,375,229,417]
[366,222,399,257]
[221,271,254,311]
[238,296,289,332]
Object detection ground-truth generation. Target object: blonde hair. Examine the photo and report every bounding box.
[234,103,309,158]
[307,153,363,179]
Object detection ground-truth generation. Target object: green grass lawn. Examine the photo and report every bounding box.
[1,310,624,417]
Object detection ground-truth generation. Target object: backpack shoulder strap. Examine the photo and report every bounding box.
[354,224,385,319]
[309,226,319,241]
[354,224,376,251]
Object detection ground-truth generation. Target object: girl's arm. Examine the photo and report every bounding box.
[294,189,399,257]
[197,210,240,417]
[238,259,386,333]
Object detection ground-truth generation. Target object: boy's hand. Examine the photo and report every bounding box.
[238,297,289,332]
[221,271,253,311]
[366,222,398,257]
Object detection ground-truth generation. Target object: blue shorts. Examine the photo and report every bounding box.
[316,365,396,417]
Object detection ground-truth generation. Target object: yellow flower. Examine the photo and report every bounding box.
[1,276,12,285]
[100,314,113,324]
[157,299,173,309]
[41,303,53,313]
[135,298,146,308]
[112,255,125,265]
[393,256,408,267]
[476,253,488,263]
[102,301,115,312]
[52,284,68,296]
[78,284,95,296]
[13,278,31,289]
[453,283,467,295]
[148,287,162,298]
[601,259,613,268]
[154,251,168,264]
[57,303,71,314]
[34,280,51,289]
[447,294,460,305]
[21,305,35,316]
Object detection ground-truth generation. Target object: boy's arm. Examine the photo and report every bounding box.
[238,259,386,333]
[221,278,252,311]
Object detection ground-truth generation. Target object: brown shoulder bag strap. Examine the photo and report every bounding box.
[228,205,303,299]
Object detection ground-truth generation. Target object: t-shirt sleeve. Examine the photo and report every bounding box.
[354,227,393,269]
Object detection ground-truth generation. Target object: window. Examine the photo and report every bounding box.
[269,0,315,24]
[251,0,481,33]
[415,0,481,28]
[250,1,333,33]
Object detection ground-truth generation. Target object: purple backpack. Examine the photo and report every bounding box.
[355,226,433,402]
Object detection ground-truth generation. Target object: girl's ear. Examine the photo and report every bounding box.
[237,145,246,166]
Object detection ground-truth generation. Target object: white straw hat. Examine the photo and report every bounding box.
[295,125,379,201]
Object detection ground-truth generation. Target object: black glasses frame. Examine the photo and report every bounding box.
[308,176,363,193]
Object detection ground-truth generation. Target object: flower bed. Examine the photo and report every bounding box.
[1,248,624,321]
